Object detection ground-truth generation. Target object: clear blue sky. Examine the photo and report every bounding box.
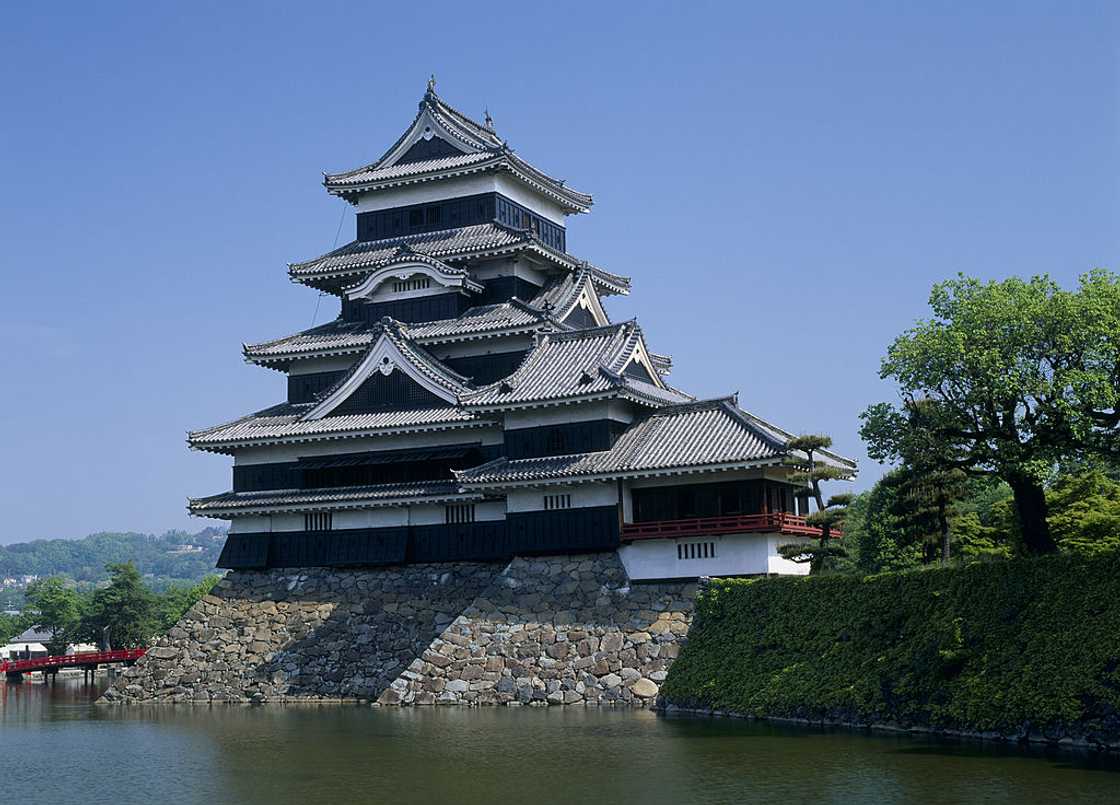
[1,2,1116,543]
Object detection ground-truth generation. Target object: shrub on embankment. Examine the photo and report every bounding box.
[660,551,1120,745]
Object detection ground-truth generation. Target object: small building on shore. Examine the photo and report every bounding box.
[188,80,855,581]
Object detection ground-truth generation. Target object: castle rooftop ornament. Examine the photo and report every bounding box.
[189,81,855,580]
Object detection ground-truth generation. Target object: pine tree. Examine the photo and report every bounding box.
[778,434,852,573]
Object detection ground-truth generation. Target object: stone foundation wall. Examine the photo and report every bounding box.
[101,553,695,706]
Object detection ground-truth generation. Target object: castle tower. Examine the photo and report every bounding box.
[189,82,855,579]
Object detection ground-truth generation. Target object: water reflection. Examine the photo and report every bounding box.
[1,678,1116,805]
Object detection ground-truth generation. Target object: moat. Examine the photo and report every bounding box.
[2,678,1117,804]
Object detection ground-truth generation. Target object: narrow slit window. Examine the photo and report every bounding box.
[676,540,716,561]
[544,494,572,511]
[392,276,432,293]
[445,504,476,524]
[304,511,333,532]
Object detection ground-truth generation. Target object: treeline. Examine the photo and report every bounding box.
[839,465,1120,573]
[0,563,220,651]
[781,270,1120,573]
[0,527,225,588]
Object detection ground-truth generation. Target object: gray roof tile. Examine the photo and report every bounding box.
[190,480,479,515]
[461,321,690,410]
[323,88,591,212]
[287,223,631,297]
[189,402,487,453]
[244,302,551,365]
[457,398,856,485]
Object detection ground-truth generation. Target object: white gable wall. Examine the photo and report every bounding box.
[352,174,567,225]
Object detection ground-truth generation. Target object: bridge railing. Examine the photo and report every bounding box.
[1,647,146,674]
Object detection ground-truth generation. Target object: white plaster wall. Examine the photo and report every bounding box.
[332,508,409,529]
[362,284,464,304]
[505,483,617,513]
[469,257,551,287]
[229,515,272,534]
[352,174,568,225]
[408,500,505,525]
[618,533,799,581]
[767,535,812,576]
[288,356,359,376]
[231,427,502,465]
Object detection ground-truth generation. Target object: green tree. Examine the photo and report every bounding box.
[884,465,969,563]
[22,577,83,654]
[78,562,157,649]
[0,611,29,644]
[157,574,220,632]
[1046,469,1120,556]
[778,434,853,573]
[862,270,1120,555]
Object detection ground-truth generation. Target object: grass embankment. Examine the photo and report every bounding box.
[661,552,1120,744]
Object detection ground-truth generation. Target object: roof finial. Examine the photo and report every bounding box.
[426,74,436,94]
[484,106,494,130]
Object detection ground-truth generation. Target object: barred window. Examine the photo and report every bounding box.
[393,276,432,293]
[676,541,716,560]
[544,494,572,510]
[445,504,476,524]
[305,511,333,531]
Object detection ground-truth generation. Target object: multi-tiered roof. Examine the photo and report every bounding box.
[187,81,854,567]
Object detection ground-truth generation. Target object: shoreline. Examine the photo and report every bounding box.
[656,702,1120,754]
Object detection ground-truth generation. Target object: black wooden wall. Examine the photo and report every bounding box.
[440,350,528,385]
[288,370,346,404]
[356,192,566,252]
[504,420,629,460]
[216,506,620,570]
[631,480,796,522]
[342,293,471,325]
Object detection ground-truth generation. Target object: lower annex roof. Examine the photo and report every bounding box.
[455,398,857,487]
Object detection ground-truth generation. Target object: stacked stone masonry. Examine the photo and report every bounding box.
[101,553,695,706]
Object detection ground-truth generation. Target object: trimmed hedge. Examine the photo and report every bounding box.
[661,552,1120,740]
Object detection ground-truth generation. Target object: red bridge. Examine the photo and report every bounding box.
[2,648,146,679]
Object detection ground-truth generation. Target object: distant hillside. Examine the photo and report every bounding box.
[0,527,226,603]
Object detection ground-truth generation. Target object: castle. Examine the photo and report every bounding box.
[188,80,855,582]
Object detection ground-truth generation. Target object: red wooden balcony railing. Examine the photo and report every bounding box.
[621,512,840,541]
[1,648,146,675]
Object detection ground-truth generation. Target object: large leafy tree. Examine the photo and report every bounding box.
[862,270,1120,555]
[23,577,83,655]
[78,562,157,649]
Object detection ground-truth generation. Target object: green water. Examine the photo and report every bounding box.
[1,678,1116,804]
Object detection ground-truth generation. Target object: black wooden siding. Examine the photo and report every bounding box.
[394,136,462,165]
[474,275,543,307]
[504,420,629,460]
[440,350,528,385]
[216,506,620,570]
[326,369,449,416]
[631,479,796,522]
[356,192,565,251]
[232,444,500,493]
[288,370,346,404]
[342,293,470,325]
